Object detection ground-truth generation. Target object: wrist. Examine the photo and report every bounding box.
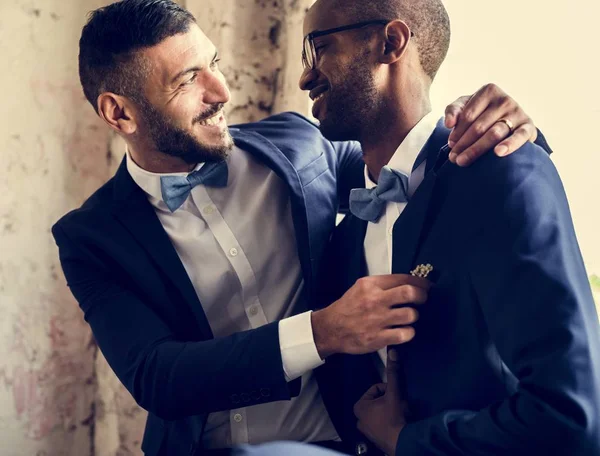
[311,309,336,359]
[382,424,404,456]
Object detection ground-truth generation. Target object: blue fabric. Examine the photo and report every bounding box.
[160,159,228,212]
[52,112,365,456]
[232,442,344,456]
[349,166,409,222]
[316,124,600,455]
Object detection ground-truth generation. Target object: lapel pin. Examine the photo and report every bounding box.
[410,263,433,278]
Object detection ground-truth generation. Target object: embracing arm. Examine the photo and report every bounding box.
[394,146,600,455]
[53,223,301,421]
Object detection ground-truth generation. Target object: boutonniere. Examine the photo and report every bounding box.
[410,263,434,279]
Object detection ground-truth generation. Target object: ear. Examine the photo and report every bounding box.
[97,92,139,136]
[379,20,412,65]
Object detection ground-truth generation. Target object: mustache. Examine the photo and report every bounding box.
[192,104,225,124]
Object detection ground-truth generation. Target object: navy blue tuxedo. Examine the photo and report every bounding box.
[52,112,364,456]
[316,123,600,455]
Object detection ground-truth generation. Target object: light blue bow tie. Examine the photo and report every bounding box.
[349,166,410,222]
[160,160,228,212]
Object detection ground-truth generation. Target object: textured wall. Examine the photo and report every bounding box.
[0,0,313,454]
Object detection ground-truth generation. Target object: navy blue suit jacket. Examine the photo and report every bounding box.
[316,124,600,455]
[51,112,364,456]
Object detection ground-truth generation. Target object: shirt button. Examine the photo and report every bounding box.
[356,442,369,455]
[233,413,243,423]
[249,306,259,316]
[203,205,214,215]
[229,247,238,257]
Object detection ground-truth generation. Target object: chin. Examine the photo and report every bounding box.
[318,117,358,142]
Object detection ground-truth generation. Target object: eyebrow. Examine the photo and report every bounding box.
[170,51,219,84]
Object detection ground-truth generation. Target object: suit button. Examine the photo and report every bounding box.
[233,413,243,423]
[230,394,240,404]
[260,388,271,397]
[356,442,368,455]
[241,393,251,403]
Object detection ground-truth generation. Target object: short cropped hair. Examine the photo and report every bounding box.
[78,0,196,112]
[332,0,451,79]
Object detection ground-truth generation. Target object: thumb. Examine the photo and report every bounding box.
[385,348,404,399]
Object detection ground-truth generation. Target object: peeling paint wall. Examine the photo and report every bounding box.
[0,0,313,454]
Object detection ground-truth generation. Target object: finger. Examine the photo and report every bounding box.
[354,385,386,416]
[369,274,433,291]
[443,95,470,129]
[386,307,419,327]
[380,326,416,346]
[453,120,511,166]
[448,84,503,147]
[385,349,404,398]
[381,284,428,307]
[449,107,513,163]
[493,124,537,157]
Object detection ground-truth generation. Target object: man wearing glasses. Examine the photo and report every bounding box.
[295,0,600,455]
[53,1,554,455]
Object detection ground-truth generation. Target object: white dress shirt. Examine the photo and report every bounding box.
[363,112,441,369]
[127,146,337,448]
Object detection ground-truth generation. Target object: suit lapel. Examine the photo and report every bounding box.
[391,120,451,274]
[230,128,316,296]
[340,214,369,286]
[111,159,213,337]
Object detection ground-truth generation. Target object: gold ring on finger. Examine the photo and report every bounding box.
[497,118,515,133]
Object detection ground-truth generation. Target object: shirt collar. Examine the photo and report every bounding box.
[126,150,204,204]
[365,111,441,189]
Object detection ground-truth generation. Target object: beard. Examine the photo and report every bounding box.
[138,98,234,165]
[318,57,385,143]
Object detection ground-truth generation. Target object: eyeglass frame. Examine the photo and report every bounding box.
[302,19,413,70]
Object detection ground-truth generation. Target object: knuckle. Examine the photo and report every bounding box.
[400,285,417,303]
[462,110,477,124]
[472,122,488,137]
[490,124,507,140]
[498,97,515,111]
[484,82,500,94]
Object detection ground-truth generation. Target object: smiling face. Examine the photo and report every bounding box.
[136,24,233,164]
[299,1,386,142]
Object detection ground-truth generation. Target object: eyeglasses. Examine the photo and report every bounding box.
[302,20,394,70]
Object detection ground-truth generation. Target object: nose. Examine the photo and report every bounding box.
[203,69,231,105]
[299,65,318,92]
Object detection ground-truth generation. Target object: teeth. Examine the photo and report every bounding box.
[314,93,325,102]
[202,112,222,126]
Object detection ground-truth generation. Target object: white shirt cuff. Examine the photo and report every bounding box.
[279,311,325,382]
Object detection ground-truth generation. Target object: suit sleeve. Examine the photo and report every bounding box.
[395,145,600,455]
[52,223,301,421]
[332,139,364,213]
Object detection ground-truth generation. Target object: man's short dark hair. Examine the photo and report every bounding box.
[79,0,196,112]
[333,0,451,80]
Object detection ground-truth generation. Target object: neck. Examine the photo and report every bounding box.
[127,140,196,174]
[361,79,432,182]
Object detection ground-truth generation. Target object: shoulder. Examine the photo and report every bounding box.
[448,142,563,203]
[232,111,361,162]
[441,142,569,233]
[232,111,320,133]
[52,176,118,238]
